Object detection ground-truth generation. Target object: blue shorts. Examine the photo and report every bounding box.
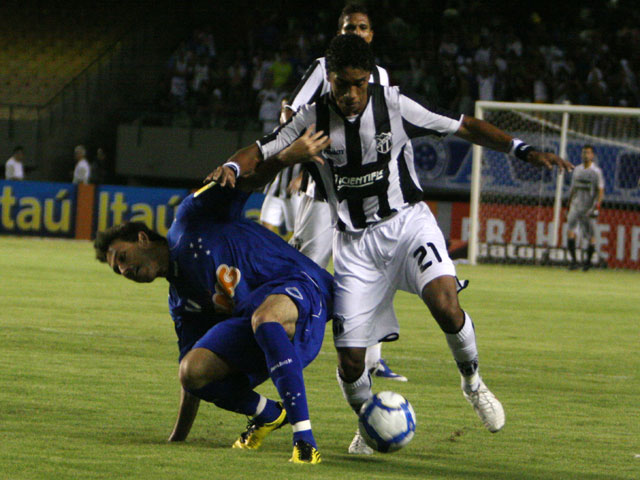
[192,273,331,388]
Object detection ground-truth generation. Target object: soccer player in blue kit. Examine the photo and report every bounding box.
[94,180,332,464]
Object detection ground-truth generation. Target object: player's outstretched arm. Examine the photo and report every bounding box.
[205,125,330,190]
[204,144,264,187]
[168,387,201,442]
[238,128,329,190]
[455,115,573,172]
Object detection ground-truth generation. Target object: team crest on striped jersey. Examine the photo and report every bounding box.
[375,132,393,154]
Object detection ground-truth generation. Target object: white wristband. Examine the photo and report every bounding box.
[509,139,524,156]
[509,138,534,161]
[223,161,240,177]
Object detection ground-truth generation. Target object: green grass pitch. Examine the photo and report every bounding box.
[0,236,638,479]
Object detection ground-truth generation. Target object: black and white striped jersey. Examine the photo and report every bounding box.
[258,84,462,232]
[289,57,389,111]
[288,57,390,200]
[263,164,303,199]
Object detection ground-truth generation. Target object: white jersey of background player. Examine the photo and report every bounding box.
[566,145,605,271]
[259,164,303,236]
[281,5,408,392]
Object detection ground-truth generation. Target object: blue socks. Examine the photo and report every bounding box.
[189,375,279,422]
[254,322,316,448]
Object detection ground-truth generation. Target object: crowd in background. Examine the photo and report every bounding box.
[152,1,640,130]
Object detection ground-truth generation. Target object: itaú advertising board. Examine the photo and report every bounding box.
[456,203,640,270]
[0,180,267,240]
[94,185,265,235]
[95,185,187,236]
[0,181,77,237]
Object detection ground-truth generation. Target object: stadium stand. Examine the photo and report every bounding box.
[0,0,147,106]
[152,1,640,129]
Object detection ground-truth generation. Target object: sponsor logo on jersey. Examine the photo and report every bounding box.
[212,264,241,313]
[325,147,345,155]
[375,132,393,154]
[334,169,385,190]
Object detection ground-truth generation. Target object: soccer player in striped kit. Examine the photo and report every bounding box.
[208,34,572,448]
[282,5,408,407]
[259,163,303,237]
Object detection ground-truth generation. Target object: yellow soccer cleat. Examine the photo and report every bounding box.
[289,440,321,464]
[232,403,288,450]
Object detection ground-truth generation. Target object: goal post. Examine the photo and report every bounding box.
[468,101,640,269]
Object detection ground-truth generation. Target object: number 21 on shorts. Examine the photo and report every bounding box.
[413,242,442,272]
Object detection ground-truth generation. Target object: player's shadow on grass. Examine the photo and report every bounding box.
[115,434,232,450]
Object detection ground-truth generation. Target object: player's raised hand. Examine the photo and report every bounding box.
[279,124,331,166]
[527,151,574,172]
[204,165,237,187]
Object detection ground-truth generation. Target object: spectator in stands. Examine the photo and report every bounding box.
[257,72,283,134]
[476,62,497,101]
[5,146,25,180]
[586,61,608,105]
[270,50,293,89]
[72,145,91,184]
[191,80,214,128]
[192,55,211,92]
[200,25,217,59]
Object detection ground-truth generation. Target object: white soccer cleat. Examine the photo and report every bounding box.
[348,428,374,455]
[462,378,505,433]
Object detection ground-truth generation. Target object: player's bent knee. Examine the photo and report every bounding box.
[251,310,276,331]
[251,295,298,337]
[179,348,223,391]
[422,277,463,331]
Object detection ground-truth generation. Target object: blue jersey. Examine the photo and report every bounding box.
[166,182,333,359]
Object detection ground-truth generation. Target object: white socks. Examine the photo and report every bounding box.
[444,311,480,391]
[364,343,382,371]
[336,367,372,413]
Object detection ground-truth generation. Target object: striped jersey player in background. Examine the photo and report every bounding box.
[208,34,573,450]
[281,5,408,421]
[259,163,302,238]
[566,144,605,271]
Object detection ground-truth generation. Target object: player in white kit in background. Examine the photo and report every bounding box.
[281,4,407,398]
[566,145,605,271]
[208,34,574,454]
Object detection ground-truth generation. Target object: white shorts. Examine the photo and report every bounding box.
[259,194,302,232]
[567,208,596,240]
[290,195,333,269]
[332,202,456,348]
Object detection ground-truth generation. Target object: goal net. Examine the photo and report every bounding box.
[468,102,640,270]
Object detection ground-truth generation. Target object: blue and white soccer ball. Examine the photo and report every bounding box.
[358,391,416,453]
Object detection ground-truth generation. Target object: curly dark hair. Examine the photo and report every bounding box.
[325,34,375,74]
[94,221,166,262]
[337,3,371,30]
